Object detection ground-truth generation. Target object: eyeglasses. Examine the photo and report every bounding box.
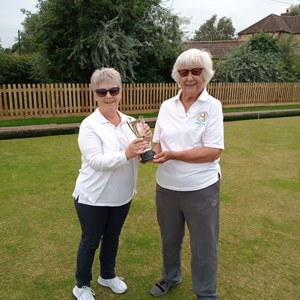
[178,68,203,77]
[95,87,120,97]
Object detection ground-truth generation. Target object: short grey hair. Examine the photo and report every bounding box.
[171,48,215,88]
[90,68,122,91]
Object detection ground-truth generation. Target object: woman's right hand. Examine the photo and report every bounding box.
[125,138,149,160]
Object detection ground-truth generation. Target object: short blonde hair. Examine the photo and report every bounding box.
[171,48,215,88]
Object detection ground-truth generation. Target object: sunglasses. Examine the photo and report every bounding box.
[178,68,203,77]
[95,87,120,97]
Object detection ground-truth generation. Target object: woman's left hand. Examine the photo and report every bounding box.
[152,150,173,163]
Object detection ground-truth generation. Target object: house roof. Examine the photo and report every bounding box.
[238,14,300,35]
[184,40,243,59]
[184,13,300,59]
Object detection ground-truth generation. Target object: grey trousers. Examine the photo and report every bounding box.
[156,180,220,300]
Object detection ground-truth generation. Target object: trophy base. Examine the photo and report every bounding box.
[140,149,154,163]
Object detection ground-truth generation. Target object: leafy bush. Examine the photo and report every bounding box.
[0,52,33,84]
[213,33,300,82]
[0,52,52,84]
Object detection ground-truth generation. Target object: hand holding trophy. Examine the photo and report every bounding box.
[127,116,154,163]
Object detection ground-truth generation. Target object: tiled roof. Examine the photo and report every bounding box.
[284,15,300,34]
[184,13,300,59]
[238,14,300,35]
[184,40,243,59]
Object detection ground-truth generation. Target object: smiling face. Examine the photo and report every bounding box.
[178,65,204,100]
[95,81,122,115]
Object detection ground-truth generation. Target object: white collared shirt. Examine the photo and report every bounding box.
[153,88,224,191]
[72,109,139,206]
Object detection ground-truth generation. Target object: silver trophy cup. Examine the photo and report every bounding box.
[126,116,154,162]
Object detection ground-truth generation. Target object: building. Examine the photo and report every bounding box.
[238,11,300,42]
[184,40,243,59]
[185,11,300,58]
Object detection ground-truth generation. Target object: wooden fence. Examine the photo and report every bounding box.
[0,82,300,120]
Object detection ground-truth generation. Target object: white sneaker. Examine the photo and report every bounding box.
[98,276,128,294]
[73,286,95,300]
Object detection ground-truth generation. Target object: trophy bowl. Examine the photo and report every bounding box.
[126,116,154,163]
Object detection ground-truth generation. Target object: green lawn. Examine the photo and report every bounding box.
[0,104,300,127]
[0,117,299,299]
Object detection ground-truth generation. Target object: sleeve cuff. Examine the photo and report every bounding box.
[120,150,129,165]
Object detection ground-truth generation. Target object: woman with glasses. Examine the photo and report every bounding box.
[72,68,152,300]
[150,49,224,300]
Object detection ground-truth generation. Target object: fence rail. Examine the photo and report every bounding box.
[1,82,300,119]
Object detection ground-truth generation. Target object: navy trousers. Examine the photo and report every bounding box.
[74,198,131,288]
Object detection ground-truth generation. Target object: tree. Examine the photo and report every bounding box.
[213,33,299,82]
[18,9,41,54]
[131,4,186,82]
[17,0,184,83]
[247,32,280,53]
[276,34,300,81]
[289,3,300,15]
[192,14,236,41]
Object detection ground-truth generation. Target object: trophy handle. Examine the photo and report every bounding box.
[126,117,144,138]
[126,117,137,135]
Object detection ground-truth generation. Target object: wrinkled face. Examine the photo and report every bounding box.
[95,81,121,113]
[178,66,204,98]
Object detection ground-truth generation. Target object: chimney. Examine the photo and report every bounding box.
[281,8,290,16]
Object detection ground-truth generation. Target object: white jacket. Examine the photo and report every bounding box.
[72,109,139,205]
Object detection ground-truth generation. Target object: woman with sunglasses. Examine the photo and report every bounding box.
[72,67,151,300]
[150,49,224,300]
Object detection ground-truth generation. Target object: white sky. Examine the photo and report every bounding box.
[0,0,298,48]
